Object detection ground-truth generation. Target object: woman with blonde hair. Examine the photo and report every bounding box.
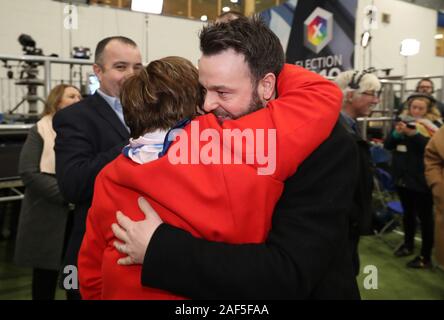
[385,93,442,268]
[14,84,81,299]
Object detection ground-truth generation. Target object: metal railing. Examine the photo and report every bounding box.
[0,54,93,114]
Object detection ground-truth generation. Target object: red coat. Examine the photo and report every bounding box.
[78,64,342,299]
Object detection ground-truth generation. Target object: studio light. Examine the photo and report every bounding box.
[131,0,163,14]
[400,39,420,56]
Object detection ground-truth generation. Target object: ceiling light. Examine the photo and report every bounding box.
[131,0,163,14]
[400,39,420,56]
[222,6,231,13]
[435,34,444,40]
[200,15,208,22]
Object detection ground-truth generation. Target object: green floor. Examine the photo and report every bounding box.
[357,232,444,300]
[1,232,444,300]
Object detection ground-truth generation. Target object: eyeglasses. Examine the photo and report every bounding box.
[361,91,381,98]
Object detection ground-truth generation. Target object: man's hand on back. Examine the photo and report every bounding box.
[112,197,163,265]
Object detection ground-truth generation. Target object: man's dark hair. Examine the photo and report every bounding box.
[199,15,285,84]
[416,77,434,93]
[94,36,138,65]
[216,10,244,23]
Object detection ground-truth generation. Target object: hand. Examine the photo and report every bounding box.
[403,126,417,136]
[112,197,163,265]
[395,121,406,134]
[395,121,416,136]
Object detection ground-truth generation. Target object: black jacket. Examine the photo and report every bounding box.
[141,121,360,299]
[384,129,432,193]
[53,93,129,268]
[339,115,374,236]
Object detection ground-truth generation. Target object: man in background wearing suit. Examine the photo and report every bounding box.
[335,70,381,276]
[53,36,143,299]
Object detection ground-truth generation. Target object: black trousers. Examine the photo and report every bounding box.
[397,187,434,260]
[32,268,59,300]
[349,233,360,276]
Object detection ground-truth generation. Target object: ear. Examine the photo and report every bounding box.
[93,63,103,82]
[258,72,276,101]
[346,91,354,103]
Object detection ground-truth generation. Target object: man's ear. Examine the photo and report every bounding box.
[93,63,103,82]
[346,91,354,103]
[259,72,276,101]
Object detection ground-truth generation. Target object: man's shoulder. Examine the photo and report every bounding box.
[53,94,105,124]
[292,121,357,174]
[322,121,356,150]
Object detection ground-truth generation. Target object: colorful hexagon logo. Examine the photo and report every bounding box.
[304,7,333,54]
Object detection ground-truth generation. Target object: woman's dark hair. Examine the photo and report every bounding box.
[120,56,202,138]
[199,15,285,86]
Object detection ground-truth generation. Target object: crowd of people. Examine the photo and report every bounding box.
[9,14,444,300]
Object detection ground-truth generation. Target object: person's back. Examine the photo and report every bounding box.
[137,119,360,299]
[274,121,359,299]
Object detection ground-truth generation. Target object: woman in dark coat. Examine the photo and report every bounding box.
[14,84,81,299]
[384,93,442,268]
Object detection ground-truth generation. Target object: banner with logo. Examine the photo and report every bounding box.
[262,0,357,78]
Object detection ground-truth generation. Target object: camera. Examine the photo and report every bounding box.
[18,34,43,56]
[72,47,91,60]
[395,115,416,129]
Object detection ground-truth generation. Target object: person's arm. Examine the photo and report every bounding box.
[406,132,429,154]
[18,126,65,205]
[384,129,401,151]
[220,64,342,180]
[78,172,107,300]
[53,109,126,204]
[140,123,357,299]
[425,128,444,188]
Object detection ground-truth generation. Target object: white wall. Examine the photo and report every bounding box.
[0,0,204,113]
[0,0,443,87]
[355,0,443,79]
[0,0,204,65]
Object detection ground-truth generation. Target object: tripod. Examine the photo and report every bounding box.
[8,80,45,115]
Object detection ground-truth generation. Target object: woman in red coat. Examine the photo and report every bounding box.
[78,56,342,299]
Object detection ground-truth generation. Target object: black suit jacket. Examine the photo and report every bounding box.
[53,92,129,268]
[141,121,361,299]
[339,115,374,237]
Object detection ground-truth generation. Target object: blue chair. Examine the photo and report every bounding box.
[372,168,404,245]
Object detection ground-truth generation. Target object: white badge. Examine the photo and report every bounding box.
[396,144,407,153]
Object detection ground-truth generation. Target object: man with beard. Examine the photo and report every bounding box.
[111,16,360,299]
